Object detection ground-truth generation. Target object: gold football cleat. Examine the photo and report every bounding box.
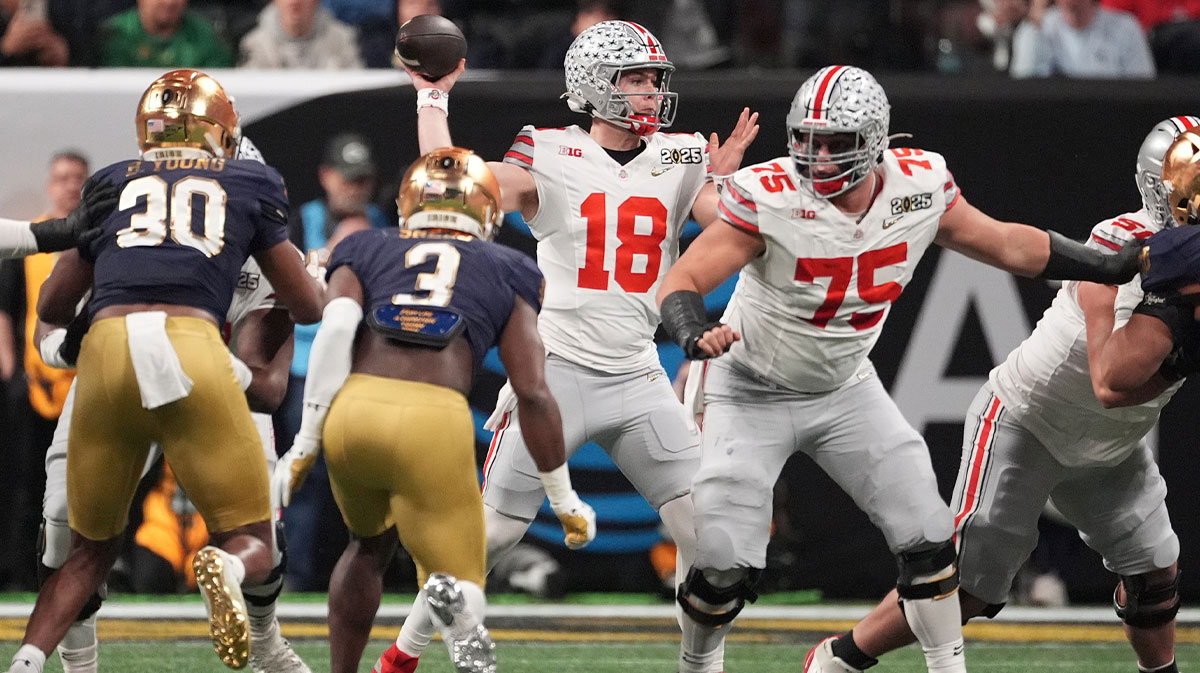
[194,546,251,669]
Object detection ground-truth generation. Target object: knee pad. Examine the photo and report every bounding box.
[896,540,958,600]
[676,566,761,627]
[40,516,72,570]
[1115,570,1181,629]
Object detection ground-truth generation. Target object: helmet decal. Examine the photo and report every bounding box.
[562,21,677,135]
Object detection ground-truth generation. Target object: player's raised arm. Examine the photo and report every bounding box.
[497,294,596,550]
[407,62,538,218]
[691,107,760,227]
[934,195,1141,283]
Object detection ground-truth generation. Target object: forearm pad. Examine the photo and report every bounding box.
[661,290,721,360]
[1040,231,1140,285]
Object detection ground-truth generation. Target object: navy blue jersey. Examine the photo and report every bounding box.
[81,157,290,321]
[328,229,544,370]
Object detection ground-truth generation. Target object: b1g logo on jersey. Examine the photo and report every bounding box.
[890,192,933,216]
[660,147,704,164]
[238,271,260,290]
[559,146,583,158]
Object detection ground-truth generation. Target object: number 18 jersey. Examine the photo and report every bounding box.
[717,149,959,392]
[503,125,710,373]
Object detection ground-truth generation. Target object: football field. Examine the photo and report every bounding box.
[4,597,1200,672]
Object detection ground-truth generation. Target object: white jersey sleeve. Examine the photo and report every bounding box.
[506,125,710,373]
[988,209,1180,467]
[224,256,279,353]
[719,149,952,392]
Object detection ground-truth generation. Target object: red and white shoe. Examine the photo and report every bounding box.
[804,636,863,673]
[372,644,419,673]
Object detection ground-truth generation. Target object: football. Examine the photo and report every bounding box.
[395,14,467,81]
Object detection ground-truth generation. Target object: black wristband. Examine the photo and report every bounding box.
[1040,231,1140,285]
[660,290,712,359]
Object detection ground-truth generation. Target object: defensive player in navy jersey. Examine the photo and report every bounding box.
[271,148,596,673]
[6,70,323,673]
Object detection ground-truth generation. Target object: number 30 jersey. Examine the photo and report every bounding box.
[82,157,290,322]
[718,148,960,392]
[504,125,710,373]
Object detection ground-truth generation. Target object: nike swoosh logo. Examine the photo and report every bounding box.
[883,215,903,229]
[651,166,674,177]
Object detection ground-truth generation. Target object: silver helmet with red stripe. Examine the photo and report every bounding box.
[1137,116,1200,228]
[787,65,890,197]
[563,20,677,136]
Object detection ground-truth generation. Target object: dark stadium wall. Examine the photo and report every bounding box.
[245,73,1200,602]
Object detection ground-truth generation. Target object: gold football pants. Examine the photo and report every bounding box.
[324,374,485,587]
[68,316,269,540]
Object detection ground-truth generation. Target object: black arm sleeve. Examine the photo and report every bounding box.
[1039,231,1141,285]
[660,290,722,360]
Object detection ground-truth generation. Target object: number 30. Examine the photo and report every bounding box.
[117,175,227,257]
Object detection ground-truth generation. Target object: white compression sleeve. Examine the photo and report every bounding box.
[0,218,37,258]
[297,297,362,439]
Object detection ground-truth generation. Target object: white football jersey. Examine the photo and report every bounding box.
[225,256,279,352]
[503,125,710,373]
[989,209,1181,467]
[717,148,959,392]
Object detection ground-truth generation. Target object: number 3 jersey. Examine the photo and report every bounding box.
[718,149,959,392]
[82,157,290,322]
[328,228,545,370]
[503,125,710,373]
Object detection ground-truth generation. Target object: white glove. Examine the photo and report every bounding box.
[272,431,320,508]
[305,249,329,291]
[228,351,252,391]
[538,464,597,550]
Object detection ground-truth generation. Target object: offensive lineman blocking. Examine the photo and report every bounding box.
[795,116,1200,673]
[392,20,759,673]
[658,65,1149,673]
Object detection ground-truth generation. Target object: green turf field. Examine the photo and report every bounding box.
[14,641,1200,672]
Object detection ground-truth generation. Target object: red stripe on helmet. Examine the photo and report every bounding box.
[625,21,668,62]
[810,66,847,121]
[1174,116,1199,132]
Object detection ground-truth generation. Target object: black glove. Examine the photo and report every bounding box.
[660,290,725,360]
[29,178,118,253]
[1139,225,1200,293]
[59,309,92,368]
[1039,231,1142,285]
[1132,290,1200,381]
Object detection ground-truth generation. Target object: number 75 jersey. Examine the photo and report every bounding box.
[717,148,960,392]
[504,125,710,373]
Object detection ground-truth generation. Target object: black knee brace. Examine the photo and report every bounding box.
[676,567,762,627]
[895,540,959,600]
[1115,571,1181,629]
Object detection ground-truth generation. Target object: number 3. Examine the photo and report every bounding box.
[392,242,461,307]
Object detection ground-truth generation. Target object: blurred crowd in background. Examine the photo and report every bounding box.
[1,0,1199,76]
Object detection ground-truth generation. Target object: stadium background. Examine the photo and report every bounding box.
[2,68,1199,603]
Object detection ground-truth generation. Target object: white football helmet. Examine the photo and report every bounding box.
[1137,116,1200,228]
[563,20,676,136]
[787,66,890,198]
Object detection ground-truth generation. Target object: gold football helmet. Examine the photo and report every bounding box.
[1162,129,1200,227]
[397,147,503,240]
[136,69,239,158]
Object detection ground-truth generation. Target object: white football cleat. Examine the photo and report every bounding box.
[248,619,311,673]
[804,637,864,673]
